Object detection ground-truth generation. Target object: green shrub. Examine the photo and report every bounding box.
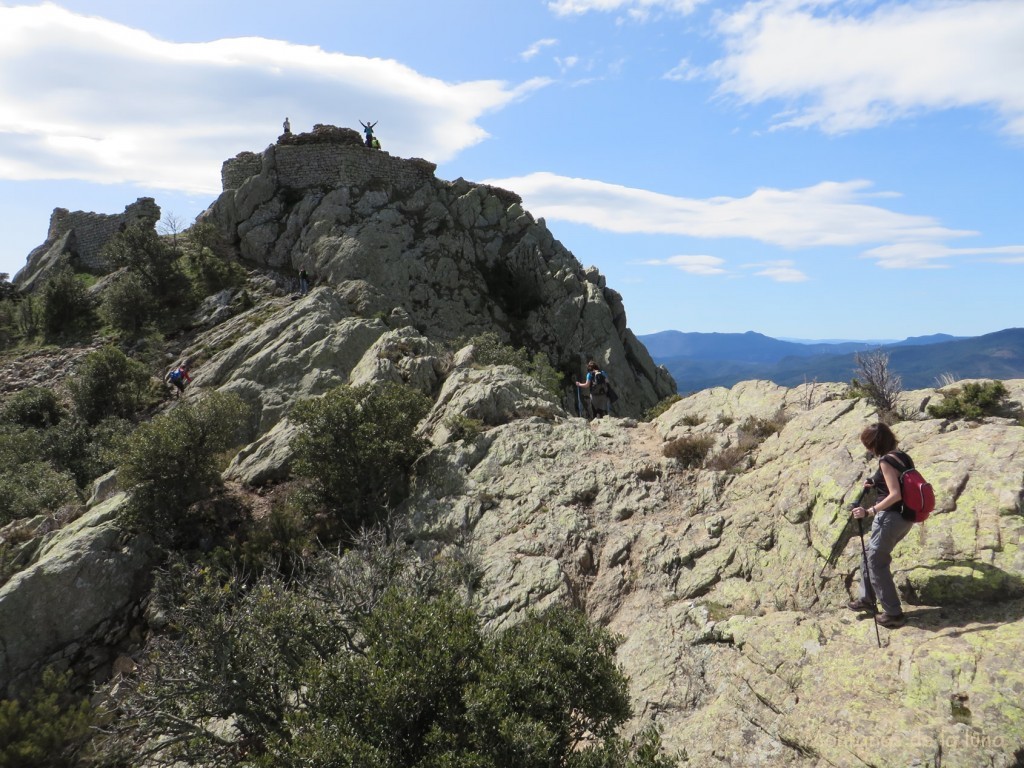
[95,553,672,768]
[927,380,1009,420]
[444,413,486,442]
[100,271,159,334]
[642,394,682,422]
[118,391,251,544]
[0,460,79,525]
[738,409,789,441]
[102,223,189,305]
[662,435,714,468]
[464,332,562,398]
[43,415,132,488]
[68,346,154,425]
[0,387,64,429]
[291,382,431,535]
[40,264,95,339]
[0,667,97,767]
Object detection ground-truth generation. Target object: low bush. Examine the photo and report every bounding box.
[100,271,159,335]
[927,380,1009,420]
[291,382,431,536]
[118,391,251,545]
[444,413,485,442]
[0,460,79,525]
[0,667,97,767]
[463,332,562,398]
[662,435,714,468]
[68,346,154,425]
[0,387,63,429]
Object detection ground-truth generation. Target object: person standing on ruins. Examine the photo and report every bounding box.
[283,117,291,135]
[360,120,377,147]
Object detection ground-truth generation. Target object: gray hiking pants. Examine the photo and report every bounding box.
[859,508,914,616]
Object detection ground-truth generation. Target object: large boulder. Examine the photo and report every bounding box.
[0,493,156,695]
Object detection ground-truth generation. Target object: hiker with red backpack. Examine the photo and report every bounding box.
[165,364,192,395]
[847,422,933,629]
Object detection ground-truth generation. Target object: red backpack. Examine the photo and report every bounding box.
[883,453,935,522]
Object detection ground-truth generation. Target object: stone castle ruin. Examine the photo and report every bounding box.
[14,197,161,290]
[220,123,436,195]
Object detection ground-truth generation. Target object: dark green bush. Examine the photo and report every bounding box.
[0,460,79,525]
[43,415,132,488]
[117,391,251,544]
[100,271,159,334]
[0,667,97,767]
[40,264,95,339]
[291,382,431,535]
[95,551,672,768]
[642,394,682,422]
[68,346,154,425]
[0,387,63,429]
[662,435,714,468]
[927,380,1009,420]
[102,224,188,303]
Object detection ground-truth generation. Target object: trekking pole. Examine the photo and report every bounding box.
[851,482,882,648]
[575,378,583,418]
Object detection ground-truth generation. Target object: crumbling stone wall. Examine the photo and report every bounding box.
[48,198,161,270]
[220,124,438,195]
[221,152,263,191]
[14,198,161,288]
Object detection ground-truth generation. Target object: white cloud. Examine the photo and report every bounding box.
[663,58,699,82]
[484,172,971,248]
[743,259,809,282]
[643,254,727,275]
[709,0,1024,136]
[548,0,705,19]
[484,171,1024,270]
[0,4,547,193]
[863,243,1024,269]
[521,38,558,61]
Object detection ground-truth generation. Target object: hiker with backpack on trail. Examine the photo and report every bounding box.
[575,360,612,419]
[165,364,192,395]
[847,422,932,629]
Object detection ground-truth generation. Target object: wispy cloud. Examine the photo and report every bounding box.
[548,0,706,20]
[743,259,809,282]
[863,243,1024,269]
[0,4,548,193]
[483,171,1024,270]
[663,58,699,82]
[708,0,1024,136]
[521,38,558,61]
[643,254,727,275]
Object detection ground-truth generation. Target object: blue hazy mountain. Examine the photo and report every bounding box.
[640,329,1024,392]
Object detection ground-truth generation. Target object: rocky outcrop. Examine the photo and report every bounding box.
[14,198,161,290]
[403,379,1024,766]
[200,126,675,418]
[0,493,156,695]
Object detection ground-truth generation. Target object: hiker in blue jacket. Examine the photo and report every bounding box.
[165,364,192,395]
[575,360,610,419]
[848,422,915,628]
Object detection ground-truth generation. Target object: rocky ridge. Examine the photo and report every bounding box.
[2,126,1023,766]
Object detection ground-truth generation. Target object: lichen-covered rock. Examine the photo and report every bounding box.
[0,493,156,695]
[404,380,1024,766]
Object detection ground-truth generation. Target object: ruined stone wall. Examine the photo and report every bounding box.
[46,198,161,271]
[221,151,264,191]
[273,143,436,194]
[220,127,439,195]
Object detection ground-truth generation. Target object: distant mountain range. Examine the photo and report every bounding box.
[639,329,1024,392]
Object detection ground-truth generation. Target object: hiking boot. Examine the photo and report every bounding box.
[875,612,906,629]
[847,598,876,613]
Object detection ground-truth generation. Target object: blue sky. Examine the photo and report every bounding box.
[1,0,1021,339]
